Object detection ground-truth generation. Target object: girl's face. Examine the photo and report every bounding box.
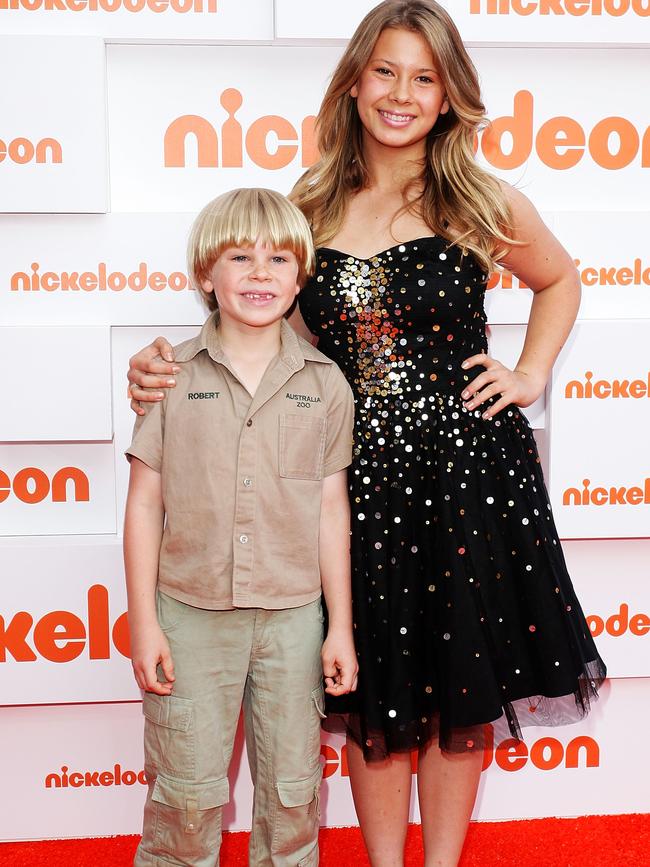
[351,27,449,157]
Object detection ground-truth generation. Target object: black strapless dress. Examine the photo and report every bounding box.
[299,237,606,761]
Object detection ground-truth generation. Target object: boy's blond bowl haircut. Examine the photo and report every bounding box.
[188,187,316,312]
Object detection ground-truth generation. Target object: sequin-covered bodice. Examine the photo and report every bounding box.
[299,237,488,402]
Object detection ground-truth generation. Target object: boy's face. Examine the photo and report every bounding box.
[201,240,300,330]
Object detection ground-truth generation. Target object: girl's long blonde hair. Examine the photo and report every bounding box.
[291,0,516,272]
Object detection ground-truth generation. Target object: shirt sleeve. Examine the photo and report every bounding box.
[323,363,355,477]
[124,396,164,473]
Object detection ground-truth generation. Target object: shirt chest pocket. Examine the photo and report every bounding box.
[279,414,327,481]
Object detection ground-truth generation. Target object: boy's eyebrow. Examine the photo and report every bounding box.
[223,244,295,254]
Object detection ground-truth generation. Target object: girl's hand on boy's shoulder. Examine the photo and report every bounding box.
[460,353,545,420]
[128,337,180,416]
[322,629,358,696]
[130,620,176,696]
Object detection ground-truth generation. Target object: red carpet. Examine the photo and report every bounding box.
[1,816,648,866]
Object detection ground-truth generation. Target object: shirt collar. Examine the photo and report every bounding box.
[174,310,332,370]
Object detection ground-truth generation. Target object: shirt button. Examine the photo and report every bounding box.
[246,418,253,427]
[243,478,252,487]
[239,534,249,544]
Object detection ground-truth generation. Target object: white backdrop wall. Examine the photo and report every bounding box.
[1,0,649,842]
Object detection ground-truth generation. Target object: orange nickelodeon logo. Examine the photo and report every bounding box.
[0,136,61,165]
[321,726,599,776]
[565,371,650,399]
[0,0,216,13]
[45,764,146,788]
[469,0,650,15]
[0,467,89,504]
[487,269,529,290]
[574,258,650,287]
[0,584,129,663]
[563,478,650,506]
[10,262,191,293]
[479,90,650,171]
[164,88,318,170]
[587,603,650,637]
[165,88,649,173]
[480,725,599,772]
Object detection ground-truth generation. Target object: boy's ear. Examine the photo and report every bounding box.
[200,277,215,295]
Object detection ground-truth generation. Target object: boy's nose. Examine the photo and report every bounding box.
[250,265,271,281]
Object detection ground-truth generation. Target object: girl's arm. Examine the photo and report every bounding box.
[462,184,581,419]
[124,457,175,694]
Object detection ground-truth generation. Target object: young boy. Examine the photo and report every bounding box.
[123,188,357,867]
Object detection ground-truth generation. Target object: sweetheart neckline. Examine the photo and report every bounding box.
[317,236,442,262]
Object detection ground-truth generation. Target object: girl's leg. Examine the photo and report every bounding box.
[347,737,412,867]
[416,739,483,867]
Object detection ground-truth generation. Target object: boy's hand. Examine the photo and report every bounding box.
[322,629,358,696]
[130,620,176,695]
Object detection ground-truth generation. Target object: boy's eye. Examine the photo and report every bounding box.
[231,254,249,262]
[271,255,288,264]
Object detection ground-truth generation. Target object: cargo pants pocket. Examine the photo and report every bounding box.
[142,693,195,780]
[272,765,322,856]
[150,775,230,862]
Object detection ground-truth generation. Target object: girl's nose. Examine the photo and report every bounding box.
[390,76,412,103]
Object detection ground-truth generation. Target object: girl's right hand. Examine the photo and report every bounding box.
[127,337,178,415]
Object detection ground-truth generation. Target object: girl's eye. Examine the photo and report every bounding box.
[375,67,393,76]
[417,76,433,84]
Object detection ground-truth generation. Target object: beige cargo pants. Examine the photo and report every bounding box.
[134,593,325,867]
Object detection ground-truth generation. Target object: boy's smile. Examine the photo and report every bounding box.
[201,239,300,329]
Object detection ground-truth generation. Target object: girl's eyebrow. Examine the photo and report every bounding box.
[370,57,438,74]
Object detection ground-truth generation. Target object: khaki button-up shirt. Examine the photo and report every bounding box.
[126,312,355,611]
